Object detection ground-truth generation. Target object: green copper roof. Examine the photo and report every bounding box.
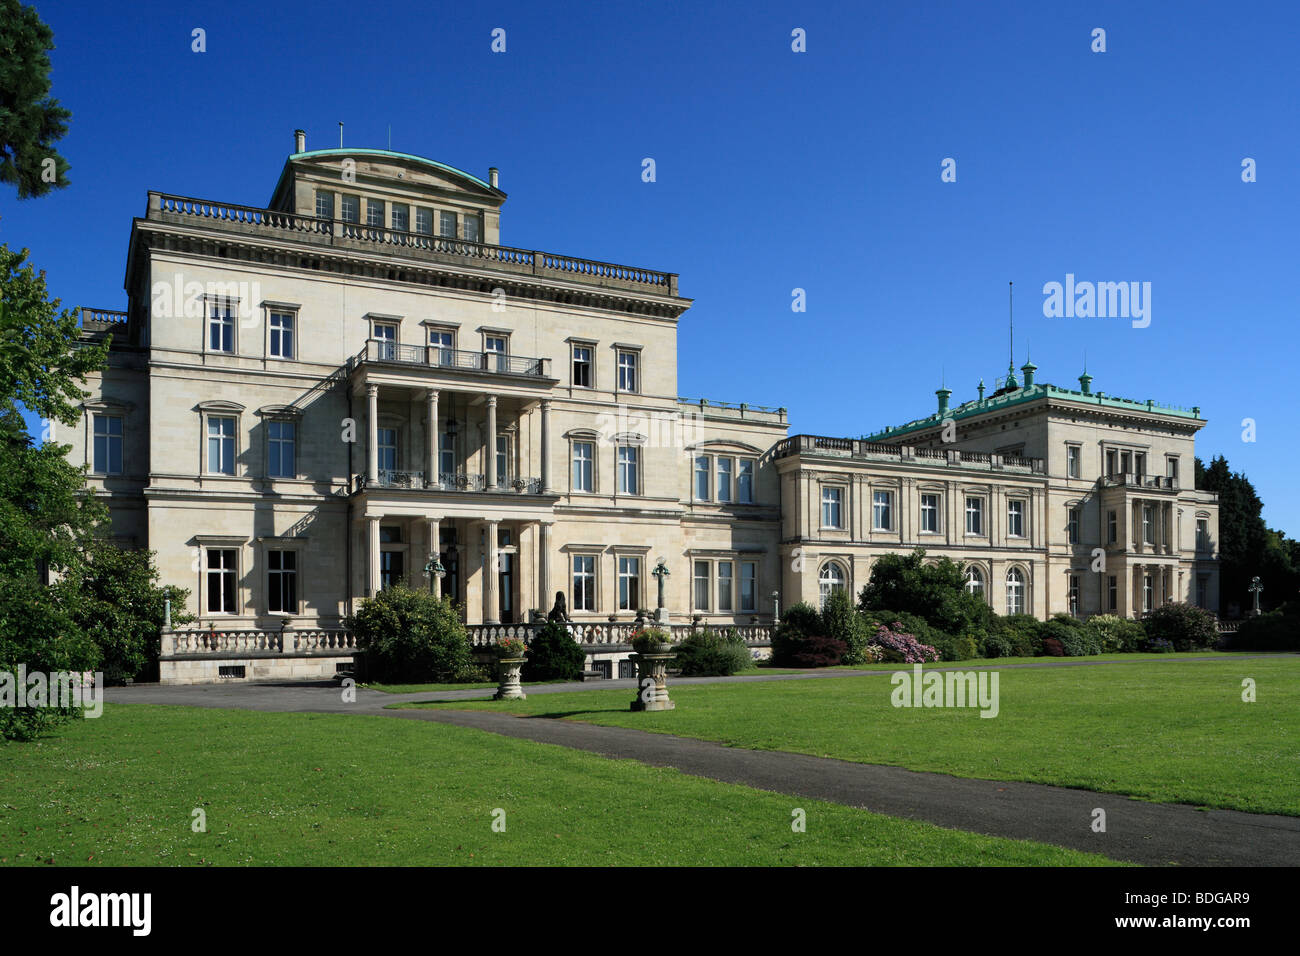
[276,148,502,198]
[862,382,1203,442]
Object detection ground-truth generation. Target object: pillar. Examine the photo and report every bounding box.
[484,519,501,624]
[540,399,552,493]
[486,395,498,489]
[426,388,439,487]
[538,521,553,611]
[367,515,381,596]
[429,518,441,599]
[366,384,379,484]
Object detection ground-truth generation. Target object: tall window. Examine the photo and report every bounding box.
[372,322,396,360]
[485,335,507,371]
[380,549,404,591]
[366,199,384,228]
[618,445,639,495]
[1108,575,1118,611]
[268,550,297,613]
[966,496,984,535]
[920,493,939,533]
[618,557,640,611]
[1142,505,1154,545]
[340,194,359,223]
[267,421,296,478]
[572,555,596,611]
[439,429,455,478]
[315,190,333,219]
[206,549,237,613]
[207,416,236,475]
[208,301,234,353]
[740,561,757,612]
[1006,567,1025,615]
[269,312,295,359]
[1134,453,1146,477]
[1068,574,1080,617]
[821,486,843,528]
[1167,457,1179,482]
[1107,510,1118,544]
[378,428,397,473]
[1008,499,1025,537]
[694,456,710,501]
[439,210,457,237]
[716,457,733,503]
[1196,575,1209,609]
[717,561,734,612]
[1066,445,1081,478]
[1196,518,1209,551]
[1120,451,1132,476]
[391,203,409,232]
[872,490,892,531]
[818,562,846,609]
[572,345,592,387]
[1105,450,1117,477]
[964,565,984,597]
[571,441,594,492]
[737,459,755,504]
[617,350,639,392]
[693,561,710,611]
[92,414,123,475]
[415,207,433,235]
[1143,573,1154,613]
[429,329,453,365]
[464,215,481,243]
[1067,506,1080,544]
[495,434,510,485]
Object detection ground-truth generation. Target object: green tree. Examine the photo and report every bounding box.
[348,585,475,683]
[857,549,991,636]
[0,0,72,198]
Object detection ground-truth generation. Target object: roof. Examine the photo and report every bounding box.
[269,148,505,206]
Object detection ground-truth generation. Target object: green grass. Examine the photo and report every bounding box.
[402,656,1299,816]
[0,704,1118,866]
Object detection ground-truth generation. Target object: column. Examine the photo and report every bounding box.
[428,518,441,599]
[1164,502,1174,554]
[540,399,552,493]
[425,388,439,486]
[484,519,501,623]
[367,515,381,596]
[366,384,379,484]
[486,395,498,489]
[538,521,553,611]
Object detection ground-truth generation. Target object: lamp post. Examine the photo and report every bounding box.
[651,559,671,624]
[771,589,781,621]
[424,555,446,598]
[1248,576,1263,617]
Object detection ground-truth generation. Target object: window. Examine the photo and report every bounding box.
[428,328,453,365]
[1066,444,1081,478]
[208,301,234,353]
[740,561,757,612]
[495,434,510,485]
[1134,453,1146,477]
[1008,499,1025,537]
[439,429,455,479]
[1108,575,1118,611]
[716,458,733,503]
[571,441,594,492]
[415,207,433,235]
[207,416,236,475]
[378,428,397,473]
[717,561,734,612]
[206,549,238,613]
[380,550,404,591]
[1120,451,1132,476]
[617,350,639,392]
[965,497,984,535]
[693,561,710,611]
[964,565,984,597]
[818,562,846,609]
[267,421,296,478]
[464,214,481,243]
[366,199,384,228]
[1142,505,1154,545]
[1067,506,1080,544]
[1107,509,1118,544]
[267,550,297,613]
[1196,574,1209,609]
[269,311,295,359]
[438,210,457,237]
[92,414,123,475]
[572,345,593,387]
[737,460,755,504]
[872,490,893,531]
[618,445,639,495]
[315,190,333,219]
[1196,518,1210,551]
[1167,457,1179,483]
[1143,573,1154,613]
[485,335,507,372]
[340,194,359,223]
[391,202,409,232]
[572,555,596,611]
[1105,450,1116,477]
[1068,574,1080,617]
[1006,567,1026,615]
[372,322,397,360]
[920,493,939,533]
[821,486,843,528]
[694,456,710,501]
[618,557,640,611]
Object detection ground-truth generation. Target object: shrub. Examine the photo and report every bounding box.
[1041,636,1065,656]
[989,614,1043,657]
[524,621,587,681]
[1085,614,1146,653]
[1143,637,1175,653]
[979,629,1015,659]
[822,590,872,665]
[867,621,940,663]
[347,585,473,683]
[1229,603,1300,650]
[782,633,848,667]
[858,549,992,637]
[1144,602,1220,652]
[772,602,834,667]
[673,629,755,677]
[1043,615,1101,656]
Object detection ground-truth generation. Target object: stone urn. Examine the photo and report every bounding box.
[494,657,527,700]
[630,651,675,711]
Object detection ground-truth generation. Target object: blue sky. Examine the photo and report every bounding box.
[6,0,1299,533]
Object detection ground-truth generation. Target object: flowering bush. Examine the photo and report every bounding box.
[494,636,526,658]
[867,622,940,663]
[631,627,671,655]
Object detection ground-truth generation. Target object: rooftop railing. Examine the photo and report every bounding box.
[350,339,551,378]
[774,434,1046,473]
[148,192,679,296]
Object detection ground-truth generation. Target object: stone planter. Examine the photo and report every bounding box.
[493,657,527,700]
[630,651,675,711]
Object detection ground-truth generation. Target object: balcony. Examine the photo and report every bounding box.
[147,192,679,297]
[773,434,1046,474]
[353,471,546,494]
[1100,474,1179,491]
[350,340,551,379]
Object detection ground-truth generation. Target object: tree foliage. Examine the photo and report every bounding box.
[0,0,72,199]
[857,549,991,636]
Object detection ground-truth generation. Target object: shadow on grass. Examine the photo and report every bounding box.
[523,709,633,720]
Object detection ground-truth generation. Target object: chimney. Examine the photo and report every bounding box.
[294,129,306,153]
[1020,359,1037,388]
[977,379,986,401]
[1079,371,1093,394]
[489,167,499,188]
[936,385,952,417]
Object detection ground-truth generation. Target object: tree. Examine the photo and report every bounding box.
[347,585,475,683]
[857,549,991,636]
[0,0,72,199]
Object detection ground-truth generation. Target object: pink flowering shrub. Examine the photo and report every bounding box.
[868,621,940,664]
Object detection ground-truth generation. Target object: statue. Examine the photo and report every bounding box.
[547,591,570,623]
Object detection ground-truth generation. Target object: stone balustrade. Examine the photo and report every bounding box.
[163,627,357,656]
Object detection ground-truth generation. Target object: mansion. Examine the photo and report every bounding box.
[71,132,1220,682]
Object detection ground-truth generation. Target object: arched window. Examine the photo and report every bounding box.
[964,565,985,598]
[1006,567,1026,615]
[819,562,846,608]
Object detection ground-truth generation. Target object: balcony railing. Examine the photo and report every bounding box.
[149,192,679,296]
[1100,474,1179,491]
[467,622,774,649]
[351,340,550,378]
[353,471,546,494]
[773,434,1046,473]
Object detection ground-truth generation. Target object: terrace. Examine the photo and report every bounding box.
[773,434,1046,473]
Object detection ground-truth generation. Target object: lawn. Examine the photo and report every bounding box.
[0,704,1118,866]
[400,655,1300,816]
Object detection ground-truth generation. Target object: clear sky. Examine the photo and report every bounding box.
[6,0,1298,533]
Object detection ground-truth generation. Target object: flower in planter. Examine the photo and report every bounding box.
[631,627,672,655]
[495,637,527,658]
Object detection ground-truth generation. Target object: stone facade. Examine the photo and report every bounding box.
[71,134,1219,683]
